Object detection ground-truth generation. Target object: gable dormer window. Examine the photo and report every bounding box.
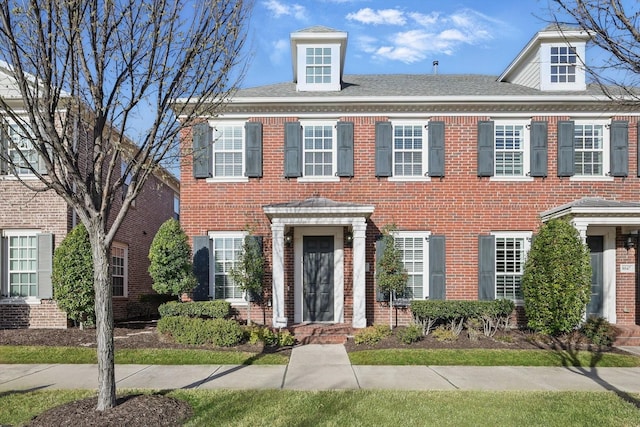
[290,27,347,92]
[550,46,577,83]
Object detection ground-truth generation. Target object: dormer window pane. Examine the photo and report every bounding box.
[305,47,332,84]
[550,46,577,83]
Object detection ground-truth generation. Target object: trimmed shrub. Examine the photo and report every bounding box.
[158,300,231,319]
[580,316,619,347]
[431,325,457,342]
[398,324,423,344]
[52,223,95,327]
[354,324,392,345]
[522,219,591,335]
[244,325,296,347]
[157,316,244,346]
[148,218,197,298]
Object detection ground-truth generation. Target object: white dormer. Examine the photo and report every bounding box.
[290,26,347,92]
[499,24,591,91]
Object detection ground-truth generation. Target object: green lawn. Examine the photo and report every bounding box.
[1,389,639,427]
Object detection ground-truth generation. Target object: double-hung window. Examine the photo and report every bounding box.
[494,122,529,177]
[573,122,607,177]
[305,47,332,84]
[393,232,430,300]
[111,243,128,297]
[303,122,335,179]
[494,233,530,301]
[5,123,38,176]
[5,230,38,298]
[558,119,618,180]
[393,123,427,179]
[210,232,246,302]
[550,46,577,83]
[213,124,244,179]
[540,43,586,91]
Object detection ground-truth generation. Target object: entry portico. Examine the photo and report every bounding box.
[264,197,374,328]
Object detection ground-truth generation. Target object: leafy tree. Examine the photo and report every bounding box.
[522,219,592,335]
[228,233,265,325]
[0,0,250,410]
[148,218,197,299]
[52,224,95,329]
[376,225,408,329]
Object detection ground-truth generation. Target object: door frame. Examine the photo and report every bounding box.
[293,226,344,324]
[586,227,616,323]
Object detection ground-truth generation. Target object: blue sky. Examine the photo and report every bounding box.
[241,0,566,88]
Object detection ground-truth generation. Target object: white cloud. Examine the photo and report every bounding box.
[262,0,307,20]
[408,11,440,27]
[346,8,406,25]
[269,39,290,64]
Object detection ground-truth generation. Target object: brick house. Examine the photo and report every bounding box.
[177,25,640,330]
[0,67,180,329]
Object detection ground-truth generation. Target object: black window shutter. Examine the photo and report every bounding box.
[428,121,445,177]
[37,233,53,299]
[530,121,548,177]
[0,124,7,174]
[429,235,446,300]
[610,120,628,177]
[192,123,212,179]
[557,121,575,177]
[336,121,354,177]
[0,235,5,294]
[478,235,495,301]
[375,238,389,302]
[192,236,211,301]
[477,121,494,177]
[375,121,392,177]
[284,121,302,178]
[245,122,263,178]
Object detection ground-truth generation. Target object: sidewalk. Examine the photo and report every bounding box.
[2,344,640,392]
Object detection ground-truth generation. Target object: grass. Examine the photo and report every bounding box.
[348,348,640,367]
[0,346,288,365]
[1,389,639,427]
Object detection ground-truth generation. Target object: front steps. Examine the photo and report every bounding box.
[288,323,354,345]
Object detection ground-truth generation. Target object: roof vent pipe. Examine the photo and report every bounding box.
[433,60,439,75]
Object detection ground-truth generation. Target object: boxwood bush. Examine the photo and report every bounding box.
[157,316,244,346]
[158,300,231,319]
[410,299,514,336]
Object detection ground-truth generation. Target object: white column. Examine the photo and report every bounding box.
[271,221,287,327]
[571,219,589,243]
[352,219,367,328]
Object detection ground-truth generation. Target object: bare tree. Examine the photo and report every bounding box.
[0,0,250,410]
[550,0,640,98]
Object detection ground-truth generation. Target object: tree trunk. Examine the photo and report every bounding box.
[91,235,116,410]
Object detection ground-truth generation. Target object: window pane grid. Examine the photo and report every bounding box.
[495,124,524,176]
[395,236,424,299]
[112,246,126,297]
[495,237,525,301]
[305,47,332,84]
[213,126,243,177]
[213,237,243,299]
[393,125,423,177]
[574,124,603,176]
[550,46,577,83]
[303,125,333,176]
[8,235,37,297]
[8,125,38,175]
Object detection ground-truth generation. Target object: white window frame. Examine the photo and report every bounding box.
[111,242,128,298]
[490,119,532,181]
[298,120,339,182]
[389,121,429,182]
[207,122,248,183]
[2,119,39,179]
[2,229,40,301]
[296,44,341,92]
[540,43,586,91]
[393,231,431,300]
[491,231,532,304]
[570,119,612,182]
[173,194,180,220]
[208,231,248,305]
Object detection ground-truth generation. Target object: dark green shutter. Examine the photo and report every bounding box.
[336,121,354,177]
[610,120,628,177]
[284,121,302,178]
[192,236,211,301]
[192,123,212,178]
[245,122,263,178]
[0,122,7,174]
[0,235,6,295]
[637,122,640,177]
[37,233,53,299]
[530,121,548,177]
[428,121,445,177]
[375,121,392,177]
[375,238,389,302]
[477,121,494,177]
[478,235,495,300]
[429,235,446,300]
[557,121,575,177]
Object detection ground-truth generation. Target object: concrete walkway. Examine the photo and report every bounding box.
[2,344,640,393]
